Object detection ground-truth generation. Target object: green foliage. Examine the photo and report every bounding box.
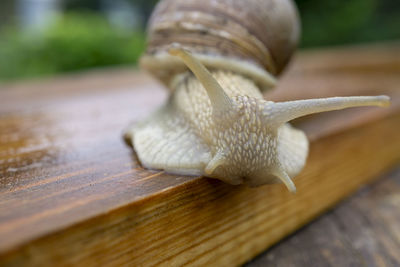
[0,12,145,81]
[0,1,399,81]
[296,0,400,47]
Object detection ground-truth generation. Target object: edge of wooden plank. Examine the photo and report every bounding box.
[1,105,399,266]
[1,43,399,265]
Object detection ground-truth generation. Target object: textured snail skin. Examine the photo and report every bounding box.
[124,49,390,192]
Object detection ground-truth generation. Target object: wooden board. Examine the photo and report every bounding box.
[0,43,399,266]
[245,167,400,267]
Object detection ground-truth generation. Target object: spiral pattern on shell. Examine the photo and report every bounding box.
[140,0,300,91]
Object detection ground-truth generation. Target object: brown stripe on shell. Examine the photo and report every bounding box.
[146,0,299,75]
[150,11,276,74]
[148,29,268,72]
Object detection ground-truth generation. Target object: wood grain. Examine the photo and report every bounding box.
[0,43,399,266]
[245,168,400,267]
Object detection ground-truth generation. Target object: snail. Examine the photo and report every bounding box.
[124,0,390,192]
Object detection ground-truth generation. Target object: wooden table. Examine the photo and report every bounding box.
[0,43,399,266]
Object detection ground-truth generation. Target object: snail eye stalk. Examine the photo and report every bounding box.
[168,47,233,114]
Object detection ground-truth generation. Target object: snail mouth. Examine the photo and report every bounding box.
[239,124,308,191]
[242,172,282,188]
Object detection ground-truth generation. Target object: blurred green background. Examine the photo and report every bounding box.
[0,0,399,82]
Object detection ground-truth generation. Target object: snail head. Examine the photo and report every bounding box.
[169,47,390,192]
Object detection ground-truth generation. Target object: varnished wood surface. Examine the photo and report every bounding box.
[0,43,399,266]
[246,167,400,267]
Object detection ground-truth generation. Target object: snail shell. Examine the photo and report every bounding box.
[140,0,300,91]
[125,0,390,192]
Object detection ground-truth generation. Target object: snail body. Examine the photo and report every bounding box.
[124,0,389,192]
